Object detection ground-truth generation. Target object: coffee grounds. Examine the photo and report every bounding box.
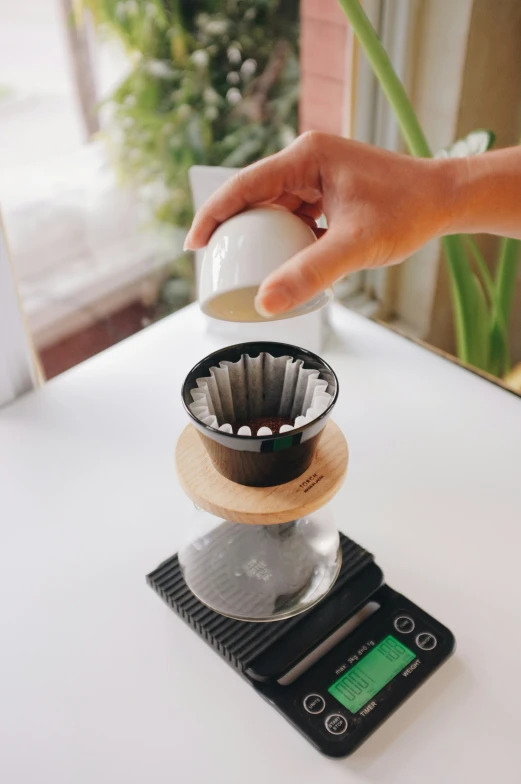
[236,416,293,434]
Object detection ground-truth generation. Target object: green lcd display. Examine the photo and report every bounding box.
[328,635,416,714]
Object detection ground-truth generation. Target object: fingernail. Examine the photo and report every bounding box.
[254,294,273,319]
[255,285,293,317]
[183,229,196,251]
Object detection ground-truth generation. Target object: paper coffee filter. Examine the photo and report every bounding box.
[189,352,334,435]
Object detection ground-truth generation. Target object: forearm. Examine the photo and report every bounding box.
[443,146,521,239]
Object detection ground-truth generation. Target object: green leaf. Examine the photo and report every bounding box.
[489,235,520,377]
[462,235,517,376]
[442,235,477,364]
[468,273,490,371]
[435,129,495,159]
[337,0,431,157]
[488,315,509,377]
[496,236,521,326]
[463,236,495,303]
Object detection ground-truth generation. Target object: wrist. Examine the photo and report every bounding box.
[430,156,470,236]
[437,150,517,237]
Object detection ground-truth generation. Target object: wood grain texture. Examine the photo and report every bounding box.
[175,420,348,525]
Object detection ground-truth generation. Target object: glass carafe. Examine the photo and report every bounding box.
[178,505,341,622]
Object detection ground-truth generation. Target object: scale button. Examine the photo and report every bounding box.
[416,632,437,651]
[394,615,415,634]
[325,714,348,735]
[303,694,325,714]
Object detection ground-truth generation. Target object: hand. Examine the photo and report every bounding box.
[185,131,456,317]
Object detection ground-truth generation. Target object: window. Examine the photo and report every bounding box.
[0,0,300,382]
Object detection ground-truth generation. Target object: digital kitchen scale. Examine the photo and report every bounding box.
[147,533,456,758]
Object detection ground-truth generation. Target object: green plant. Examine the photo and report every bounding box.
[338,0,520,377]
[81,0,299,227]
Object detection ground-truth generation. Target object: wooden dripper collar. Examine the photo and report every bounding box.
[175,420,348,525]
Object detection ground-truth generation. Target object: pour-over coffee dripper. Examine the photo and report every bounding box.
[147,185,457,757]
[176,341,349,622]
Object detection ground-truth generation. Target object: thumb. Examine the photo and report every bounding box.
[255,228,361,317]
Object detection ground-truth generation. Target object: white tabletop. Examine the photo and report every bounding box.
[1,303,520,783]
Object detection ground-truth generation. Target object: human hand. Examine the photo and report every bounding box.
[185,132,456,317]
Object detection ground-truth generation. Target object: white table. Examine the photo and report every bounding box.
[1,303,520,783]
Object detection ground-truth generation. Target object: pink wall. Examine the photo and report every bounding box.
[300,0,350,135]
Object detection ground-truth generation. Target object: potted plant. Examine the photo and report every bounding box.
[78,0,299,318]
[338,0,520,380]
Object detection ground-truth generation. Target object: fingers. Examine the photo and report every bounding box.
[255,228,360,316]
[268,193,303,212]
[268,193,323,219]
[185,134,323,249]
[295,200,323,219]
[264,193,302,213]
[185,151,291,249]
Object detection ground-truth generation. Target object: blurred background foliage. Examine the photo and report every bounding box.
[82,0,300,228]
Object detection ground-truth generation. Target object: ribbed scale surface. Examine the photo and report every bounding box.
[147,535,373,674]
